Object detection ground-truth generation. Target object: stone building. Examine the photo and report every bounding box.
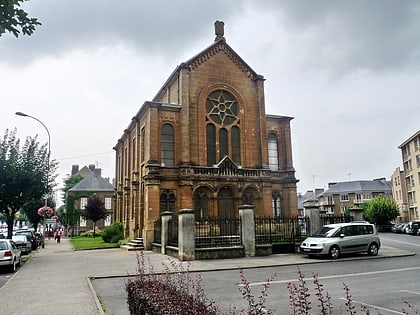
[114,21,299,249]
[66,165,114,234]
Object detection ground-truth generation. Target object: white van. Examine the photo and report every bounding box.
[299,222,380,259]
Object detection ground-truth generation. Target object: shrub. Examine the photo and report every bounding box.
[102,222,123,243]
[126,252,220,315]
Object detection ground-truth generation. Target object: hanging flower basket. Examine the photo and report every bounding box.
[38,206,54,218]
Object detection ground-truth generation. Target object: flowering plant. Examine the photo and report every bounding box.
[38,206,54,218]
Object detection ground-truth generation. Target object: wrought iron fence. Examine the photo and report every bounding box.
[195,217,241,248]
[153,218,161,244]
[255,216,310,248]
[320,215,353,225]
[168,217,178,247]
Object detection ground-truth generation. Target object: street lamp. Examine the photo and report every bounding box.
[16,111,51,246]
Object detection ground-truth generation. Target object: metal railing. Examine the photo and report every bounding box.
[195,217,241,248]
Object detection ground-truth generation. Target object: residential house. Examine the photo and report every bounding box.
[398,130,420,221]
[66,164,114,234]
[317,179,392,215]
[114,21,299,249]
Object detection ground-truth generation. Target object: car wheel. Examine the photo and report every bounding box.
[10,259,17,273]
[17,256,22,267]
[368,243,379,256]
[329,246,340,259]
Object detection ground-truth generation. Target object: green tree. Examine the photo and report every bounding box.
[0,0,41,37]
[363,196,400,225]
[20,197,56,231]
[61,174,84,235]
[83,195,107,238]
[0,128,57,238]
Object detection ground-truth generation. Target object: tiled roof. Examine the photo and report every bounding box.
[68,174,114,192]
[322,180,392,195]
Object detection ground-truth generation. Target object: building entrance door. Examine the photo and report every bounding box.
[217,187,236,235]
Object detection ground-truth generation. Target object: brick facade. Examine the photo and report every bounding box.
[114,22,299,248]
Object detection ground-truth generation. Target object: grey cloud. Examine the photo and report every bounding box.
[249,0,420,74]
[0,0,240,65]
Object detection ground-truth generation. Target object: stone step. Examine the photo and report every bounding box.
[120,238,144,251]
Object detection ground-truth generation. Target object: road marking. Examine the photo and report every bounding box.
[339,297,405,314]
[400,289,420,296]
[380,237,420,247]
[243,266,420,286]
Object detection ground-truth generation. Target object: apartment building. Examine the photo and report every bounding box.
[391,167,409,222]
[398,130,420,221]
[317,179,392,215]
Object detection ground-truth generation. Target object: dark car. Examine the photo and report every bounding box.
[408,222,420,235]
[15,229,37,250]
[34,232,45,248]
[391,223,404,233]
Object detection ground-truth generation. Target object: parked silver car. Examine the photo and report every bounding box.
[0,239,22,272]
[12,235,32,255]
[299,222,381,259]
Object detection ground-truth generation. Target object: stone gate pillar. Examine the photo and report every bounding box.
[303,199,320,235]
[161,211,173,255]
[178,209,195,261]
[239,204,255,257]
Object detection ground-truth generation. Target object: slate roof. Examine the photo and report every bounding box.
[68,173,114,192]
[322,180,392,195]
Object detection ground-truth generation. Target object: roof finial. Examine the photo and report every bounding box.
[214,20,225,42]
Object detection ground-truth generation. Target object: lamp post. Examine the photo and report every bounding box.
[16,112,51,247]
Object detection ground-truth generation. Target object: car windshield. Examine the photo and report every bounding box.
[310,226,339,238]
[0,242,8,250]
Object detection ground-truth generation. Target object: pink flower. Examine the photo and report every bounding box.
[38,206,54,218]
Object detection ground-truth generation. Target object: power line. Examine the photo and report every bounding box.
[56,151,113,161]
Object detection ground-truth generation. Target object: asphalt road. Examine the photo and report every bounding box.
[92,232,419,315]
[201,233,420,314]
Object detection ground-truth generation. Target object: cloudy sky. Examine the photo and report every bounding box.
[1,0,419,204]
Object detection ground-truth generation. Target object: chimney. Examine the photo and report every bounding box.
[94,168,101,178]
[71,165,79,176]
[89,164,95,171]
[214,20,225,42]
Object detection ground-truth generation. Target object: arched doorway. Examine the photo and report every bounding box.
[217,186,236,234]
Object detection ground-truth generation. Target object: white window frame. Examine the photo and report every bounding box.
[340,194,349,202]
[80,197,88,209]
[105,197,112,210]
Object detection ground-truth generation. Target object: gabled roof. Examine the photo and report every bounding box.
[153,37,262,102]
[69,173,114,192]
[322,180,392,195]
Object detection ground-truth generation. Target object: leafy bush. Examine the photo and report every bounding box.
[102,222,123,243]
[126,253,220,315]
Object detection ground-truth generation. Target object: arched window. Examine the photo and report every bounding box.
[231,126,241,164]
[272,192,281,217]
[194,192,209,221]
[268,133,279,171]
[205,89,241,166]
[206,123,216,166]
[160,191,176,213]
[161,124,174,167]
[219,128,228,158]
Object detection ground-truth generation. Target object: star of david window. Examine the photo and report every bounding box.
[206,90,238,126]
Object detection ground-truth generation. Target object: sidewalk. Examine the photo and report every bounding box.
[0,237,414,315]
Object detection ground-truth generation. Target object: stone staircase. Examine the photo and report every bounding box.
[120,237,144,251]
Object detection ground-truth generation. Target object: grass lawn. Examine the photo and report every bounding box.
[70,236,120,250]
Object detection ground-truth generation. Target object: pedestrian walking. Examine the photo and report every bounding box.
[56,228,62,243]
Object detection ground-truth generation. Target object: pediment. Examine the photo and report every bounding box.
[216,155,239,175]
[186,39,260,81]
